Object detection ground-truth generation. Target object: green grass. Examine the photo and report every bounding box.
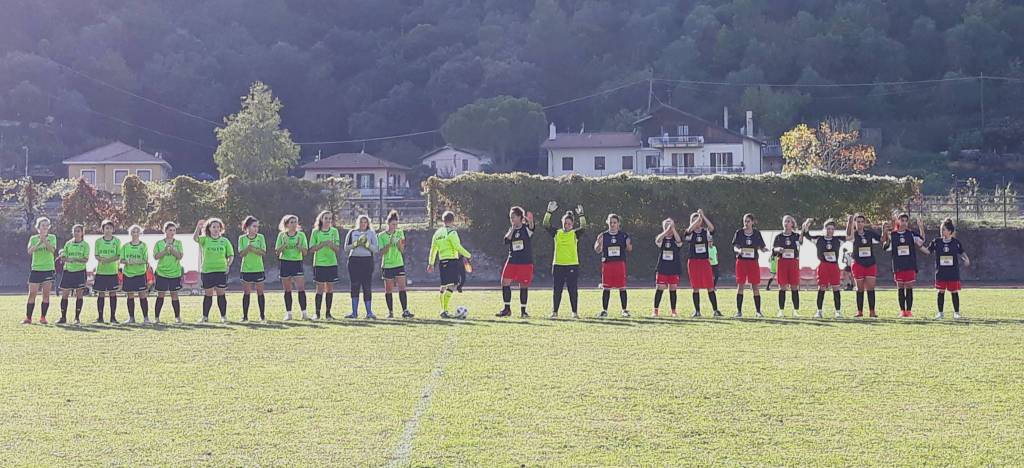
[2,289,1023,466]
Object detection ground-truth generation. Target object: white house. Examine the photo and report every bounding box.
[299,152,411,197]
[420,146,491,178]
[541,128,644,177]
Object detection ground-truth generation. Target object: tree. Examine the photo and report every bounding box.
[59,178,121,230]
[121,175,150,228]
[441,96,547,167]
[781,117,877,174]
[213,81,300,181]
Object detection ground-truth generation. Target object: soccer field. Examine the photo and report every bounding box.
[2,289,1023,466]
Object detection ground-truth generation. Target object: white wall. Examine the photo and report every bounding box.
[546,147,643,177]
[422,149,488,177]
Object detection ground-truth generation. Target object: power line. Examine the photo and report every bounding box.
[653,75,980,88]
[541,79,650,110]
[296,129,440,146]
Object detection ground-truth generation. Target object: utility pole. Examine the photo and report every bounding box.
[980,73,985,131]
[22,146,28,177]
[647,79,653,113]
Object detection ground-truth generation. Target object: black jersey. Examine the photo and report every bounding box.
[805,234,845,264]
[731,229,766,261]
[504,224,534,265]
[851,230,881,267]
[888,229,922,272]
[686,229,713,259]
[928,237,965,281]
[773,232,803,261]
[600,231,630,263]
[656,236,683,275]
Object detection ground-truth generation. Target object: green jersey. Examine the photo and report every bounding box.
[120,241,149,278]
[708,245,719,266]
[378,229,405,269]
[199,236,233,273]
[428,227,471,264]
[94,236,121,275]
[309,227,341,267]
[28,234,57,271]
[154,239,184,278]
[61,239,90,273]
[276,231,307,261]
[238,233,267,273]
[552,230,580,266]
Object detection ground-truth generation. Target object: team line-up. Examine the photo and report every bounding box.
[21,203,969,326]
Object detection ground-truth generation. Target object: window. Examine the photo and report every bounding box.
[684,153,695,167]
[645,154,660,169]
[315,173,330,180]
[621,156,634,170]
[461,159,469,171]
[357,173,376,189]
[113,169,129,185]
[671,153,682,167]
[561,157,574,171]
[80,169,96,185]
[711,152,734,167]
[678,125,689,136]
[388,174,402,187]
[430,161,437,170]
[594,156,606,171]
[136,169,152,181]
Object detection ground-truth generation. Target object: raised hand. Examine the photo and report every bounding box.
[546,201,558,213]
[526,212,534,224]
[576,204,584,215]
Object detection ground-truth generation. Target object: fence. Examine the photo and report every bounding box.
[906,194,1024,227]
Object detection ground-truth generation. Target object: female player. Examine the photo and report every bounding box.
[427,211,472,319]
[93,219,121,324]
[922,218,970,319]
[801,218,845,318]
[154,222,184,324]
[595,214,632,318]
[56,224,89,325]
[238,216,268,322]
[344,214,379,319]
[380,210,413,319]
[497,206,535,319]
[685,209,720,317]
[883,212,925,318]
[120,224,150,324]
[732,213,768,318]
[772,215,804,318]
[24,217,56,324]
[653,218,682,317]
[194,218,234,323]
[846,213,882,318]
[543,202,586,319]
[275,215,309,320]
[310,211,341,320]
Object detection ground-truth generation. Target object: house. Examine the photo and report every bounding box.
[541,127,644,177]
[62,141,172,193]
[299,152,411,198]
[420,146,491,178]
[632,104,766,175]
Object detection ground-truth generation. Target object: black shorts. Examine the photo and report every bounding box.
[93,273,120,292]
[314,265,339,283]
[382,266,406,280]
[201,272,228,290]
[122,275,148,292]
[28,270,55,285]
[280,260,304,278]
[60,270,87,289]
[241,272,266,283]
[439,259,462,286]
[155,274,183,292]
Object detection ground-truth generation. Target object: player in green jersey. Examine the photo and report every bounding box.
[276,214,309,320]
[543,202,587,319]
[238,216,268,322]
[56,224,89,325]
[427,211,471,319]
[194,218,234,323]
[154,222,185,324]
[24,217,57,324]
[310,211,342,320]
[93,219,121,324]
[119,225,151,324]
[379,210,412,318]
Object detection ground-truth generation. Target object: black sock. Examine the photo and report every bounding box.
[502,286,512,311]
[60,298,69,320]
[385,293,394,313]
[937,291,945,312]
[951,292,960,312]
[833,290,841,311]
[670,290,678,311]
[856,291,865,312]
[315,293,323,317]
[202,296,212,318]
[816,290,825,310]
[217,295,227,318]
[74,298,83,321]
[172,300,181,319]
[778,290,786,309]
[619,290,628,311]
[97,296,105,320]
[692,292,700,312]
[867,290,876,311]
[736,293,744,313]
[40,301,48,318]
[654,289,664,309]
[258,294,266,320]
[298,291,307,311]
[25,302,34,320]
[519,288,528,313]
[127,298,136,320]
[284,291,293,312]
[399,290,408,312]
[109,296,118,321]
[155,297,165,319]
[906,288,914,311]
[601,289,610,312]
[242,294,251,320]
[140,298,148,319]
[898,288,906,310]
[709,291,718,311]
[791,290,800,310]
[753,295,762,314]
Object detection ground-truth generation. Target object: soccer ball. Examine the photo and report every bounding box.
[455,306,469,319]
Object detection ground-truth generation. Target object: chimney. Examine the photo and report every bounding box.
[548,122,557,140]
[723,107,729,129]
[745,111,754,137]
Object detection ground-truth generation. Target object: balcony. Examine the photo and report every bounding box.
[648,165,746,176]
[648,136,704,148]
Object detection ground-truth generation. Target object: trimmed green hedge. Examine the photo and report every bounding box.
[424,172,920,278]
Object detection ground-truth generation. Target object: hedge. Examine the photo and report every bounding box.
[424,172,920,278]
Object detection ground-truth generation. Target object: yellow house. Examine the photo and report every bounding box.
[63,141,173,193]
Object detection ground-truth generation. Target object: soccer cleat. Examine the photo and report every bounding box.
[366,312,377,320]
[652,309,660,317]
[175,317,183,325]
[73,319,82,327]
[387,312,394,319]
[549,312,558,319]
[597,310,608,318]
[869,311,878,318]
[154,317,161,325]
[39,317,49,325]
[441,312,453,319]
[143,317,152,325]
[121,318,136,325]
[344,313,358,319]
[520,311,529,319]
[935,311,944,320]
[854,311,864,318]
[734,312,743,319]
[953,311,962,320]
[56,317,67,325]
[834,310,843,319]
[792,310,801,318]
[621,310,631,318]
[571,312,579,319]
[776,310,785,318]
[324,314,335,321]
[240,317,249,323]
[94,317,106,324]
[402,311,415,319]
[755,310,764,318]
[198,316,209,323]
[219,316,227,324]
[814,310,824,319]
[20,318,31,325]
[713,310,723,318]
[496,309,512,318]
[671,310,678,317]
[691,311,702,318]
[301,311,310,320]
[283,311,293,321]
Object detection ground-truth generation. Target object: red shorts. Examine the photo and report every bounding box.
[601,261,627,289]
[655,273,680,286]
[501,262,534,287]
[816,262,842,287]
[776,258,800,287]
[735,259,761,286]
[851,263,878,279]
[935,280,962,292]
[687,259,714,290]
[894,270,917,283]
